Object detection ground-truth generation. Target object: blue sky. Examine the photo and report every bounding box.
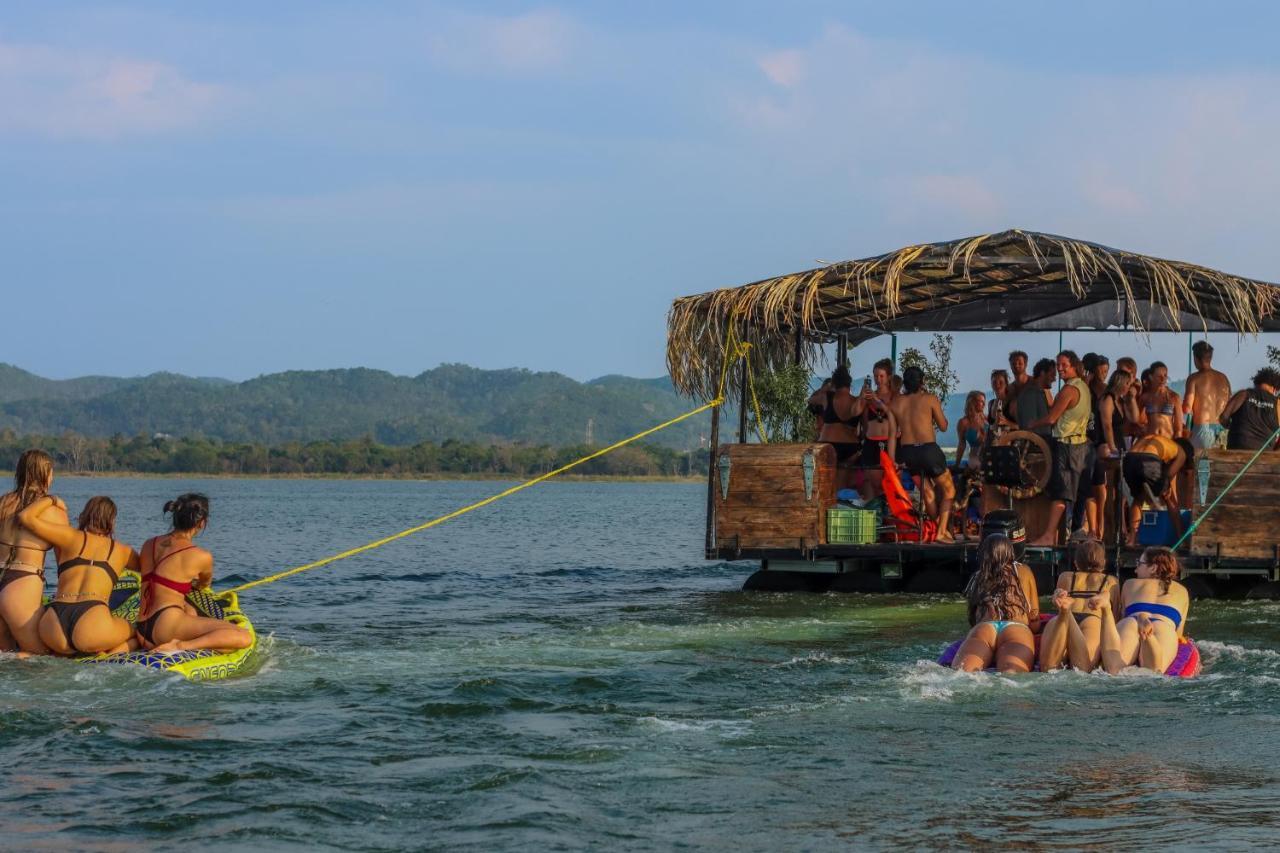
[4,1,1280,393]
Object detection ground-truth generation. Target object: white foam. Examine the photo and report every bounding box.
[897,660,1028,701]
[772,651,854,668]
[637,716,751,738]
[1197,640,1280,663]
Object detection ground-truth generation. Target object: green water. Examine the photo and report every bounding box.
[2,478,1279,850]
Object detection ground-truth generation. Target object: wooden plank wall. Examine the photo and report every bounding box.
[713,443,836,551]
[1190,449,1280,559]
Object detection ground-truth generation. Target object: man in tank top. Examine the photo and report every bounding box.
[1026,350,1093,546]
[1220,367,1280,451]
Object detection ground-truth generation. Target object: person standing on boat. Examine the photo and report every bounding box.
[952,534,1040,673]
[1099,370,1138,458]
[0,450,65,655]
[1138,362,1183,438]
[1091,546,1189,674]
[1220,367,1280,450]
[1183,342,1231,450]
[807,365,861,489]
[987,370,1016,436]
[1026,351,1093,547]
[1013,359,1055,438]
[19,496,139,656]
[954,391,988,471]
[856,359,897,502]
[1006,351,1031,412]
[890,366,955,542]
[135,494,252,655]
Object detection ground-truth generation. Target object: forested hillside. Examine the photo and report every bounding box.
[0,364,717,450]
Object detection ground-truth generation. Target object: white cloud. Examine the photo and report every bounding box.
[0,41,227,138]
[426,8,580,75]
[731,24,1280,260]
[758,49,805,88]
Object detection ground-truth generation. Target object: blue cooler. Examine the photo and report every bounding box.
[1137,509,1191,546]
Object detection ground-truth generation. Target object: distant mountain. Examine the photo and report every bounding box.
[0,363,717,450]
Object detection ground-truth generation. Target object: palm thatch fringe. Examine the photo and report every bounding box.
[667,229,1280,400]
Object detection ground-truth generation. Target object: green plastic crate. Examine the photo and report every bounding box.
[827,507,877,544]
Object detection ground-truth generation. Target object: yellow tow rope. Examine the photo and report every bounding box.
[225,328,758,595]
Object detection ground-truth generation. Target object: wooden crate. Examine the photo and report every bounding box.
[713,443,836,551]
[1190,449,1280,559]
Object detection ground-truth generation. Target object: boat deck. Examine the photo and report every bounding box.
[726,541,1280,598]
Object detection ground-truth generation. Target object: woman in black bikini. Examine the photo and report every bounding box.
[0,449,66,655]
[19,496,140,656]
[1038,539,1120,672]
[807,365,862,490]
[136,494,251,654]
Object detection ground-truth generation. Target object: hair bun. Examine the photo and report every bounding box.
[163,500,176,514]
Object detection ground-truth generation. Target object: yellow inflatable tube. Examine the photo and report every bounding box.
[81,570,257,681]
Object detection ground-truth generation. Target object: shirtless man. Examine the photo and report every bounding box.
[1007,350,1031,412]
[1183,341,1231,450]
[890,366,955,542]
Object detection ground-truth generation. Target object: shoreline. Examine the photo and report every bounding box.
[60,471,705,484]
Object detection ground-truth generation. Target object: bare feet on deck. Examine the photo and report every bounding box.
[1053,588,1073,612]
[1087,593,1110,614]
[1135,612,1154,641]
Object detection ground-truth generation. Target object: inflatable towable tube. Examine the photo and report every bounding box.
[936,617,1201,678]
[76,570,257,681]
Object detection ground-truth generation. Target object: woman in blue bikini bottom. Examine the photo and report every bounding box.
[952,534,1041,673]
[1092,546,1190,674]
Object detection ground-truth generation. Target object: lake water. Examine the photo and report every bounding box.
[3,477,1280,850]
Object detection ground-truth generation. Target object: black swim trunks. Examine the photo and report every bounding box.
[898,442,947,478]
[1122,452,1167,499]
[1049,440,1094,502]
[828,441,861,464]
[859,438,889,468]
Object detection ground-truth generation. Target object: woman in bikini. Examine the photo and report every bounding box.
[1038,539,1120,672]
[1092,546,1190,674]
[952,534,1040,673]
[0,450,66,655]
[135,493,252,654]
[807,365,862,490]
[1139,362,1183,438]
[856,359,897,501]
[954,391,988,471]
[19,496,139,656]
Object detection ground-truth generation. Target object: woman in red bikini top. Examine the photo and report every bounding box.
[135,493,251,655]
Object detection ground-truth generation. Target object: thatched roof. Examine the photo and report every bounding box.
[667,229,1280,400]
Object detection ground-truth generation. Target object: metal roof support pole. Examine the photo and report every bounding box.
[1057,330,1064,391]
[890,333,898,373]
[738,358,749,443]
[837,333,848,369]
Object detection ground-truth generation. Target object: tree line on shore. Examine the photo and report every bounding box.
[0,430,712,478]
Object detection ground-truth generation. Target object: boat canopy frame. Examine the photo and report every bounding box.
[666,228,1280,402]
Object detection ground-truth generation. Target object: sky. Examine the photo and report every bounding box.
[4,1,1280,393]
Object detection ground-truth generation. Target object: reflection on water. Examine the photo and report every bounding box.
[0,477,1278,848]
